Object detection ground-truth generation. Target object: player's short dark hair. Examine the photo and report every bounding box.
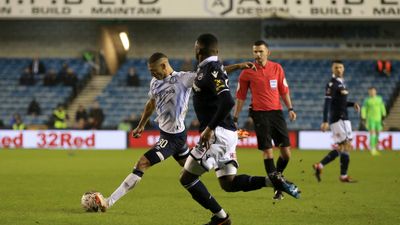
[148,52,168,64]
[254,40,269,48]
[368,86,376,90]
[332,60,344,65]
[196,33,218,55]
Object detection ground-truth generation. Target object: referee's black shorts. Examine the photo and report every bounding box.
[250,109,290,150]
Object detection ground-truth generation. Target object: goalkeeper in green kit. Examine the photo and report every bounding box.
[361,87,387,156]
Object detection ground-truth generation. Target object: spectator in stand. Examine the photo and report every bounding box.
[12,114,25,130]
[58,63,69,80]
[43,69,59,86]
[10,113,18,126]
[75,104,88,129]
[188,118,200,130]
[29,56,46,76]
[19,67,35,86]
[98,50,109,75]
[27,98,41,116]
[127,67,141,87]
[53,104,69,129]
[63,69,79,95]
[118,117,132,131]
[88,101,105,129]
[376,60,392,77]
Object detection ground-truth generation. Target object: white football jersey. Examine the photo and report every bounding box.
[148,71,196,134]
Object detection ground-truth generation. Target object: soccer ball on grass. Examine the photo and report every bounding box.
[81,191,104,212]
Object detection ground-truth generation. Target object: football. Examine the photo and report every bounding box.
[81,191,102,212]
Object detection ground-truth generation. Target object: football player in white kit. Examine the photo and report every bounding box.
[94,52,257,212]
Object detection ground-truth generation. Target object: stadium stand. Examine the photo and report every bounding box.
[0,58,90,128]
[96,59,400,130]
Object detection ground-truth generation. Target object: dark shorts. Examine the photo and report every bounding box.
[250,110,290,150]
[144,130,189,165]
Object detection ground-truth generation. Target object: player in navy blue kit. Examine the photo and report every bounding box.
[313,60,360,183]
[179,33,300,225]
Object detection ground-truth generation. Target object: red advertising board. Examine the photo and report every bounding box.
[129,130,298,149]
[0,130,127,149]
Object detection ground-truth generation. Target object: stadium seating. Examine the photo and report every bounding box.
[97,59,400,130]
[0,58,90,127]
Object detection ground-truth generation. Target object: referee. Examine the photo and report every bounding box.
[233,40,296,200]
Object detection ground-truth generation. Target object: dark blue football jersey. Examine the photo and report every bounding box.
[192,57,236,132]
[324,76,354,124]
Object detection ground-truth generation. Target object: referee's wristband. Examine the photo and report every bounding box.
[288,108,294,112]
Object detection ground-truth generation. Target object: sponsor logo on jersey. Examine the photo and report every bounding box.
[214,79,226,92]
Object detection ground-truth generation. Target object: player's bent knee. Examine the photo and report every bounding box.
[135,155,151,171]
[179,170,197,186]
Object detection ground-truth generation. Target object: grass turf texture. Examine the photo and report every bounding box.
[0,149,399,225]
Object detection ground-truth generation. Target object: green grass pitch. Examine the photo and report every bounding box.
[0,149,399,225]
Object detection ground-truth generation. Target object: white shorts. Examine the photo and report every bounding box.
[184,126,239,178]
[330,119,353,144]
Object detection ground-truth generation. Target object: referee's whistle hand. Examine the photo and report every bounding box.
[289,111,296,121]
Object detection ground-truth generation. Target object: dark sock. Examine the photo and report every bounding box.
[132,168,144,177]
[276,157,289,173]
[320,149,339,166]
[183,179,221,213]
[340,152,350,176]
[264,158,277,175]
[230,175,266,192]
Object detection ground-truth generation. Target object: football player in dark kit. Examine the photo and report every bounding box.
[313,60,360,183]
[179,33,300,225]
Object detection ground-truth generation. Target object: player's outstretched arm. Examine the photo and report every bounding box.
[225,62,256,74]
[132,98,156,138]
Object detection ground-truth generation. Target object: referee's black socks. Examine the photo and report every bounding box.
[264,158,277,175]
[277,156,289,173]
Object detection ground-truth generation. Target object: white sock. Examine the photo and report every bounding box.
[215,209,227,219]
[107,173,142,207]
